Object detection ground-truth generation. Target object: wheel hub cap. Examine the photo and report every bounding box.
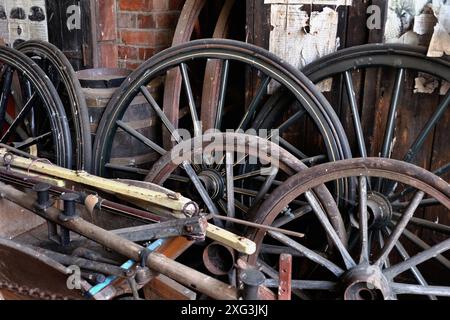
[342,265,393,300]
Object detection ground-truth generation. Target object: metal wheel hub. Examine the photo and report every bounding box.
[366,191,393,229]
[342,265,392,300]
[194,169,225,201]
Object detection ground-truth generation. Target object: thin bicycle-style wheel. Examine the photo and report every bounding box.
[92,39,350,229]
[0,45,72,167]
[247,158,450,300]
[17,40,92,171]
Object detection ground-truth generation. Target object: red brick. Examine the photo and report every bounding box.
[138,14,155,29]
[121,30,156,45]
[118,13,137,28]
[118,46,139,60]
[155,12,179,29]
[119,0,151,11]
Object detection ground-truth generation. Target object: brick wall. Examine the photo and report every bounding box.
[117,0,183,69]
[96,0,184,69]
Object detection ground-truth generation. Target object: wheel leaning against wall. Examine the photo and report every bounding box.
[0,45,72,168]
[17,40,92,172]
[92,39,352,234]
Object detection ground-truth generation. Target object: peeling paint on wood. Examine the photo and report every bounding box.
[268,5,339,92]
[414,75,439,94]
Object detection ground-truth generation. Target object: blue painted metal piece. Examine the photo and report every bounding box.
[87,239,164,298]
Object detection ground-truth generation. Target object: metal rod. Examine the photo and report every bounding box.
[404,90,450,163]
[344,71,367,158]
[381,68,404,158]
[215,59,230,130]
[0,182,239,300]
[238,76,271,130]
[180,63,202,137]
[375,191,424,267]
[1,93,37,143]
[116,120,166,156]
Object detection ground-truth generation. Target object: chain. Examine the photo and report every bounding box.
[0,280,72,300]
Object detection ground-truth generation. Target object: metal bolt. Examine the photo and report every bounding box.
[61,193,79,218]
[33,183,51,209]
[239,269,265,300]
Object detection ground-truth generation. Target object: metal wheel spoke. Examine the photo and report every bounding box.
[376,68,405,192]
[268,230,344,277]
[279,137,308,159]
[233,199,249,213]
[1,93,37,143]
[214,59,230,130]
[225,152,235,223]
[404,90,450,164]
[392,198,441,209]
[277,108,306,134]
[141,86,182,143]
[377,230,390,268]
[375,191,424,267]
[391,283,450,297]
[252,166,278,208]
[400,227,450,269]
[141,85,221,220]
[116,120,166,156]
[305,191,356,269]
[238,75,271,130]
[383,228,437,300]
[344,71,367,158]
[272,205,312,228]
[381,68,404,159]
[392,212,450,235]
[384,237,450,278]
[180,63,201,137]
[5,114,28,140]
[265,279,337,291]
[234,169,267,181]
[359,176,369,263]
[14,132,51,150]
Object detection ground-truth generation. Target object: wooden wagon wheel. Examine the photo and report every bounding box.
[92,39,349,210]
[246,158,450,300]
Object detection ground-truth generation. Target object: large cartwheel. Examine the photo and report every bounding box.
[92,39,350,220]
[246,158,450,300]
[17,40,92,172]
[0,45,72,167]
[91,39,352,284]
